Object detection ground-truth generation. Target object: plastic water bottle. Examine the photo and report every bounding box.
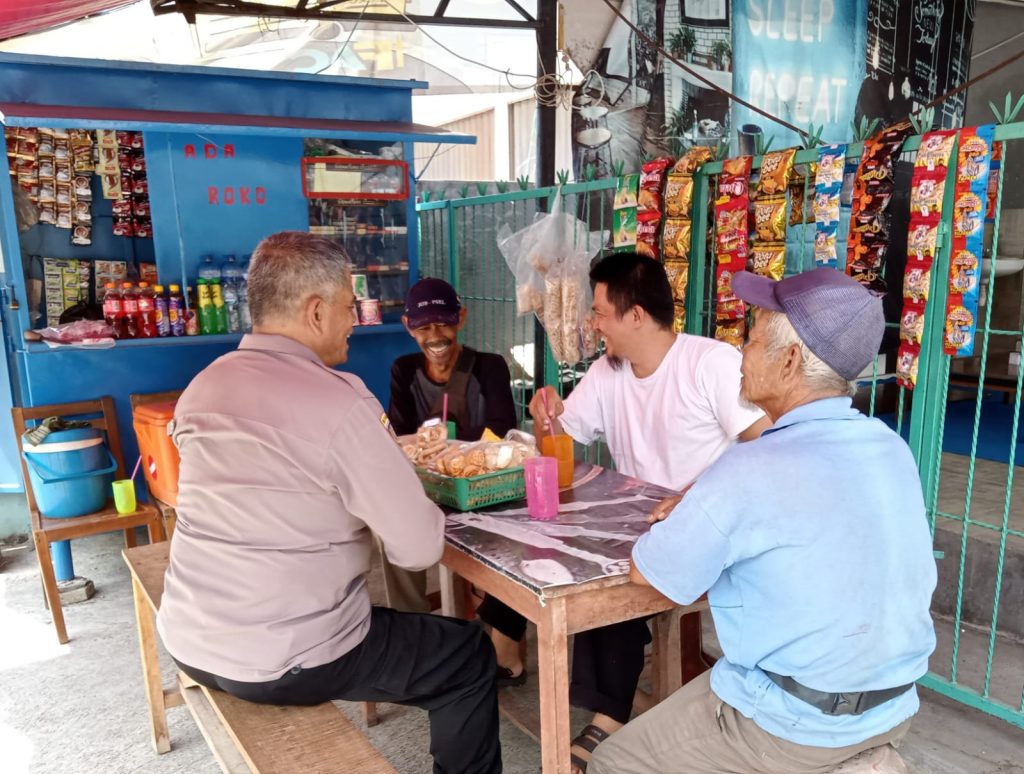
[222,254,242,289]
[136,282,159,338]
[102,282,126,339]
[223,280,242,333]
[198,254,221,282]
[238,271,252,332]
[153,284,171,337]
[167,284,185,337]
[121,282,140,339]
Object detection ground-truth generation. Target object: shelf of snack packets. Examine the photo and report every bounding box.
[5,127,153,245]
[609,120,1001,385]
[400,422,540,511]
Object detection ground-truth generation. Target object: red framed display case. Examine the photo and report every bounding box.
[301,155,409,201]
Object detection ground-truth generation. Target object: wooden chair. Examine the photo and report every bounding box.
[128,390,183,539]
[12,396,166,644]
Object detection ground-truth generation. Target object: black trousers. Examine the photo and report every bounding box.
[477,595,650,725]
[175,607,502,774]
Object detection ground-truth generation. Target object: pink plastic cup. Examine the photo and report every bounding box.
[524,456,560,520]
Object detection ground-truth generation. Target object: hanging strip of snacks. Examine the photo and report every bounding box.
[812,144,846,268]
[5,126,96,245]
[663,146,714,332]
[98,130,153,239]
[895,129,958,389]
[712,156,753,347]
[944,125,995,358]
[845,121,913,294]
[613,173,639,253]
[637,158,672,259]
[750,148,795,281]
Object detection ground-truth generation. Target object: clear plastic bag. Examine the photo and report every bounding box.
[38,319,115,347]
[497,191,602,363]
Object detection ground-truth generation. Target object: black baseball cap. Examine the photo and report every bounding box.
[404,278,462,328]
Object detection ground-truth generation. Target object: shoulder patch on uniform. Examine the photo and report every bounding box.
[380,411,397,439]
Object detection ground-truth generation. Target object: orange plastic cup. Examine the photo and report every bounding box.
[541,433,574,488]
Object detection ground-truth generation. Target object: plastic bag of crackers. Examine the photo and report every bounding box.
[497,194,602,363]
[399,423,538,478]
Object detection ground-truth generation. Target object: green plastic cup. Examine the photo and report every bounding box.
[446,420,457,439]
[112,479,137,515]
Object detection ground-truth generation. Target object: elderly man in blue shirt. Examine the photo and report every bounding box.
[589,268,937,774]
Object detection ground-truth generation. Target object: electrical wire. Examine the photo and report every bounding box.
[972,28,1024,59]
[315,0,368,74]
[376,0,538,83]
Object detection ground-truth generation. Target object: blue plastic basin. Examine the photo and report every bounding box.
[22,427,117,518]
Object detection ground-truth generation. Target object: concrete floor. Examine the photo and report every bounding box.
[0,529,1022,774]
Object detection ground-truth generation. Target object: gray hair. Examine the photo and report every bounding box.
[762,310,857,397]
[247,231,351,325]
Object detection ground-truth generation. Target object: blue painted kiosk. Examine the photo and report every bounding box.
[0,54,473,580]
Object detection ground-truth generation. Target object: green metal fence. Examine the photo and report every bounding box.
[417,123,1024,728]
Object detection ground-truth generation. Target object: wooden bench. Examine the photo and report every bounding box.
[123,541,396,773]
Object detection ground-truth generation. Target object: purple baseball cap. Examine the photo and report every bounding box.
[404,277,462,329]
[732,268,885,380]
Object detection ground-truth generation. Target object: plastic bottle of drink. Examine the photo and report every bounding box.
[167,284,185,337]
[136,282,159,338]
[222,254,242,289]
[185,286,200,336]
[102,282,126,339]
[209,278,229,334]
[198,254,221,282]
[196,278,215,335]
[121,282,140,339]
[238,268,252,332]
[153,284,171,337]
[222,278,242,333]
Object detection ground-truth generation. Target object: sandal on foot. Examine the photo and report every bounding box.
[570,723,610,773]
[495,665,527,688]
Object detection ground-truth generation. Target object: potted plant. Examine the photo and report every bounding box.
[711,39,731,71]
[668,26,697,62]
[663,107,695,156]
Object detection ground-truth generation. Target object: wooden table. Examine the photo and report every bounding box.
[439,465,707,774]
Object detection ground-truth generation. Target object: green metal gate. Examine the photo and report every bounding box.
[417,122,1024,727]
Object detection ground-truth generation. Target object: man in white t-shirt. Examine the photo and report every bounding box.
[484,252,768,772]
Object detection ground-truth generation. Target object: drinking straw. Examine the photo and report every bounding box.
[130,455,142,482]
[539,387,550,437]
[442,392,449,425]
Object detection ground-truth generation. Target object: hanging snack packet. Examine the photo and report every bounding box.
[899,302,926,345]
[672,146,713,175]
[664,174,694,218]
[756,148,796,196]
[614,174,639,209]
[715,318,746,348]
[896,345,921,389]
[636,212,662,260]
[751,243,785,280]
[812,144,846,269]
[944,125,995,357]
[754,195,787,242]
[846,122,912,286]
[662,218,691,261]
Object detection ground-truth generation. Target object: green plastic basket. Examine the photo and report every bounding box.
[416,466,526,511]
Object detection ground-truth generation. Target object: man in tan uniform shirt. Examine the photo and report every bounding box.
[157,231,501,774]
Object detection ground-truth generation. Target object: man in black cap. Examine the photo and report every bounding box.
[383,277,519,615]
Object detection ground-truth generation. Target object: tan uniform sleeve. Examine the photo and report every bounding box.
[328,394,444,571]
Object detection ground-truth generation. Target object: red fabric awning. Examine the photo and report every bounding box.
[0,1,136,42]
